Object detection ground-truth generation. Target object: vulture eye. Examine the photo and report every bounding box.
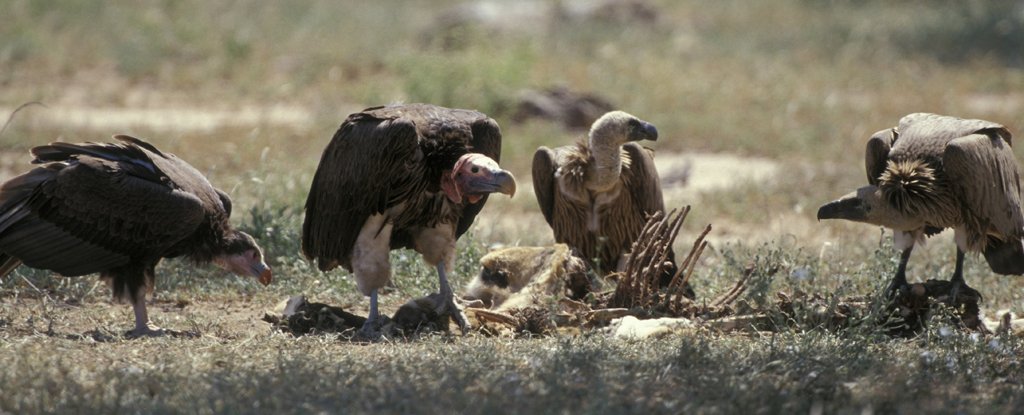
[471,166,480,174]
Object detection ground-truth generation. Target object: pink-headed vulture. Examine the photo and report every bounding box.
[301,104,516,334]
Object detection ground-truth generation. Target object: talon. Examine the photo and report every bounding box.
[432,293,470,334]
[355,316,391,341]
[126,323,166,338]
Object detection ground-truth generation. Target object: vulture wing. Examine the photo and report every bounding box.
[455,112,502,238]
[622,142,666,218]
[900,113,1010,146]
[0,141,207,277]
[865,128,896,186]
[301,109,422,272]
[944,130,1024,273]
[532,146,559,227]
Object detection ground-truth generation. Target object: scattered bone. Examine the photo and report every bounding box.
[609,207,710,312]
[605,316,695,339]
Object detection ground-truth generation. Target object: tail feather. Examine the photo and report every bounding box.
[983,237,1024,275]
[31,137,161,165]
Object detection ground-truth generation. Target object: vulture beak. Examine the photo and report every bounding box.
[629,121,659,142]
[486,170,518,197]
[218,250,273,286]
[255,262,273,286]
[444,154,518,203]
[817,193,867,222]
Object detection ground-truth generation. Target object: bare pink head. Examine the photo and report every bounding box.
[441,153,517,204]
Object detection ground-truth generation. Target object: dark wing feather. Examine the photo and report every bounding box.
[865,128,895,186]
[944,132,1024,258]
[622,142,666,218]
[301,110,422,271]
[623,143,686,289]
[532,146,558,227]
[0,146,207,276]
[456,115,503,238]
[31,139,163,183]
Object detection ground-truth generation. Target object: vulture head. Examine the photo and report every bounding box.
[214,230,273,286]
[441,153,517,204]
[589,110,659,148]
[817,185,923,231]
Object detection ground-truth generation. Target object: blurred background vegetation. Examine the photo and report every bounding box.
[3,1,1024,413]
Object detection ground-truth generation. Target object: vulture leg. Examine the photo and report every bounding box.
[947,248,973,306]
[356,288,387,339]
[886,247,914,299]
[434,262,469,334]
[127,292,164,338]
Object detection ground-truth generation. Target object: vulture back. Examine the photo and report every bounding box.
[302,104,502,272]
[0,135,227,279]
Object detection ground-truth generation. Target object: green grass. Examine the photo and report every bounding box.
[3,0,1024,413]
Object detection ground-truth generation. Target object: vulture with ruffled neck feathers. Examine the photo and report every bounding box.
[818,113,1024,300]
[533,111,692,297]
[0,135,272,337]
[302,104,517,335]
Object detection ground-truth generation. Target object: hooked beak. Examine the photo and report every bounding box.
[255,262,272,286]
[484,170,517,197]
[220,254,272,286]
[817,195,866,222]
[464,168,517,198]
[629,121,659,142]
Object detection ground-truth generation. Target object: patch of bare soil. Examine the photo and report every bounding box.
[0,294,275,341]
[655,151,779,197]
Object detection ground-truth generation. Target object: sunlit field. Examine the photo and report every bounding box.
[2,0,1024,413]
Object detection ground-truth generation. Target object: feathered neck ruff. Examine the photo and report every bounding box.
[879,159,942,216]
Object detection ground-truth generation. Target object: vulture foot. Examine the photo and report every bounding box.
[126,323,167,339]
[947,280,981,308]
[432,292,470,334]
[354,315,393,341]
[884,279,910,301]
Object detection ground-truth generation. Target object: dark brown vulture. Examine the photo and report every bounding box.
[818,113,1024,300]
[301,104,516,334]
[0,135,272,337]
[533,111,690,295]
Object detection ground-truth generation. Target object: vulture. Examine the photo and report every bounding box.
[818,112,1024,299]
[533,111,690,294]
[302,104,517,334]
[0,135,272,337]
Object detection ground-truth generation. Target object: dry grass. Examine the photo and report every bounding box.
[3,0,1024,413]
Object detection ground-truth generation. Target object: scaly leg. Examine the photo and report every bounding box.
[127,292,165,338]
[886,247,914,300]
[435,262,469,334]
[947,248,969,306]
[356,288,387,339]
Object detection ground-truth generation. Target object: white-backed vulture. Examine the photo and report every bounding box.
[818,112,1024,299]
[301,104,517,334]
[532,111,690,295]
[0,135,272,337]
